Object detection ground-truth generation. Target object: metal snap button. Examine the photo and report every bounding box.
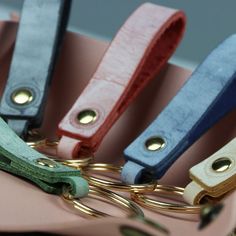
[212,157,232,172]
[11,88,33,105]
[77,109,97,125]
[145,137,166,151]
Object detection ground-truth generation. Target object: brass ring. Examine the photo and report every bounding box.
[27,139,46,149]
[27,139,59,149]
[131,184,202,214]
[54,157,93,169]
[62,185,144,218]
[81,163,157,192]
[27,139,92,168]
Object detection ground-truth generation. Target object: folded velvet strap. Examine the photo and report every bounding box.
[0,117,88,198]
[58,3,186,159]
[0,0,71,138]
[122,34,236,184]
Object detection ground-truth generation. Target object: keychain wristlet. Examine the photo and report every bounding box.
[122,34,236,184]
[0,0,71,138]
[58,3,186,159]
[0,117,88,198]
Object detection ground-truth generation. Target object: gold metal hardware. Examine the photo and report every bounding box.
[36,158,57,168]
[145,137,165,151]
[131,184,202,214]
[11,88,33,105]
[62,185,144,218]
[212,157,232,172]
[77,109,97,125]
[81,163,156,192]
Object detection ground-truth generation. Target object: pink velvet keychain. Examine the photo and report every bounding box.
[57,3,186,159]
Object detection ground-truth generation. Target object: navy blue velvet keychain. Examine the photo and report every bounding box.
[0,0,71,138]
[121,34,236,184]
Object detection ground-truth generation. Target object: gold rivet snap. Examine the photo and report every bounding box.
[212,157,232,172]
[77,109,97,125]
[36,158,57,168]
[145,137,166,151]
[11,89,33,105]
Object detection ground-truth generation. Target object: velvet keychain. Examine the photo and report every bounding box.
[0,0,71,138]
[57,3,186,159]
[0,116,88,197]
[122,35,236,184]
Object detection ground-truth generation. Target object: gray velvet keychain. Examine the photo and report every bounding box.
[0,0,71,138]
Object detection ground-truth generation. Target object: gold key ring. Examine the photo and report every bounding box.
[27,137,59,149]
[27,131,202,215]
[62,185,144,218]
[54,157,93,168]
[26,129,58,150]
[131,184,202,214]
[80,163,201,214]
[81,163,157,193]
[26,134,93,168]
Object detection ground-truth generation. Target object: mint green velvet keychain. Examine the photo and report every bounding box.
[0,117,88,198]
